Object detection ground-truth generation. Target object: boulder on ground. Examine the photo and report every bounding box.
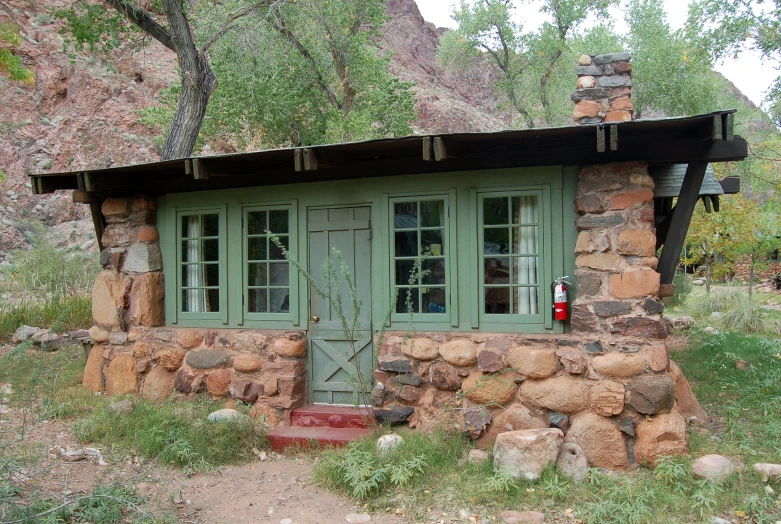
[500,510,546,523]
[12,325,40,344]
[493,428,564,481]
[754,463,781,482]
[556,442,588,483]
[207,408,244,422]
[467,449,491,464]
[668,360,709,422]
[692,454,744,483]
[377,434,404,454]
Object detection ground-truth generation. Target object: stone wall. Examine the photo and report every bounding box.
[733,258,781,282]
[82,327,307,424]
[369,161,702,468]
[83,195,306,423]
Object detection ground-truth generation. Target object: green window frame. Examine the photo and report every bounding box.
[242,204,297,322]
[388,194,455,324]
[174,205,228,324]
[474,188,552,327]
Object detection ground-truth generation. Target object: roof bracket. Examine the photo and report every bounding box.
[596,125,606,153]
[294,149,318,171]
[193,158,209,180]
[609,125,618,151]
[422,137,434,161]
[724,113,734,141]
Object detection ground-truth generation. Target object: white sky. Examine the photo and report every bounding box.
[413,0,777,108]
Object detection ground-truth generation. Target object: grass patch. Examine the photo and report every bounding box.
[0,295,92,340]
[74,396,267,474]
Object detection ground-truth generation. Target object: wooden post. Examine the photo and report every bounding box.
[657,162,708,285]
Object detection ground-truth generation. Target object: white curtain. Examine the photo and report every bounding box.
[514,196,539,315]
[185,216,206,312]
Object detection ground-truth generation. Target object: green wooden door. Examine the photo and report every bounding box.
[308,206,374,405]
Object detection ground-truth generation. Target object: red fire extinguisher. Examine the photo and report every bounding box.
[552,276,572,321]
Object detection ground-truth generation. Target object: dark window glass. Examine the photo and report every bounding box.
[420,200,444,227]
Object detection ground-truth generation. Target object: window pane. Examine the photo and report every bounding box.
[269,262,289,286]
[182,289,206,313]
[395,287,419,314]
[181,239,201,263]
[396,259,417,286]
[395,231,418,257]
[206,289,220,312]
[270,288,290,313]
[248,288,268,313]
[512,226,538,254]
[394,202,417,229]
[248,263,267,286]
[513,287,539,315]
[422,287,446,313]
[269,210,289,234]
[420,200,444,227]
[512,196,538,224]
[422,258,446,285]
[181,215,197,238]
[484,228,509,254]
[247,211,266,235]
[485,257,510,284]
[204,263,219,287]
[485,287,510,314]
[248,237,268,261]
[203,214,219,237]
[202,239,219,262]
[513,258,538,285]
[421,229,443,255]
[484,197,509,225]
[269,235,289,260]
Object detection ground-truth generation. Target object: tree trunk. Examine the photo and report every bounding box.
[160,0,217,160]
[749,260,754,302]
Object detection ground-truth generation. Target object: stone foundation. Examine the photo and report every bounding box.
[83,327,307,424]
[372,331,687,468]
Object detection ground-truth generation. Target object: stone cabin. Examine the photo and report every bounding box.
[31,53,748,468]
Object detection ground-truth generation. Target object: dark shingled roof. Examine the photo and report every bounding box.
[649,164,724,198]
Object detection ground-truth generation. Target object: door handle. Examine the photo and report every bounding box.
[311,316,320,323]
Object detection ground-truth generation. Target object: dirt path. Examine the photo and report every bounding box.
[3,415,404,524]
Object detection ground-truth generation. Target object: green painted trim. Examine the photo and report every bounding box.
[562,166,579,333]
[159,166,569,332]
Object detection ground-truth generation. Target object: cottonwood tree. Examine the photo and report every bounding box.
[136,0,416,149]
[438,0,614,128]
[625,0,717,119]
[57,0,285,159]
[688,0,781,127]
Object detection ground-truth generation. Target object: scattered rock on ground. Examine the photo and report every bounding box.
[754,463,781,482]
[207,409,243,423]
[710,517,730,524]
[556,442,588,483]
[500,510,546,523]
[493,428,564,480]
[703,327,719,335]
[467,449,491,464]
[377,434,404,454]
[692,454,744,483]
[12,325,40,343]
[671,316,695,329]
[345,514,371,523]
[692,279,704,286]
[373,406,414,424]
[108,399,134,414]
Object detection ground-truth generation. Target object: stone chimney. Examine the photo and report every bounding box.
[572,52,633,125]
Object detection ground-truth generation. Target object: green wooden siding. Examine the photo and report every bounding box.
[158,166,578,333]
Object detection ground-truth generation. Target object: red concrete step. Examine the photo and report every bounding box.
[290,405,374,429]
[267,425,373,452]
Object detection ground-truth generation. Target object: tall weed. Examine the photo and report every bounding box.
[685,287,781,334]
[0,295,92,339]
[1,235,99,297]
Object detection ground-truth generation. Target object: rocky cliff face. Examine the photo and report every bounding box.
[0,0,509,261]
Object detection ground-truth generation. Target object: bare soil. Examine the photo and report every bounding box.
[2,414,405,523]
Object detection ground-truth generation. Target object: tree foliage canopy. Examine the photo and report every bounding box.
[0,21,34,84]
